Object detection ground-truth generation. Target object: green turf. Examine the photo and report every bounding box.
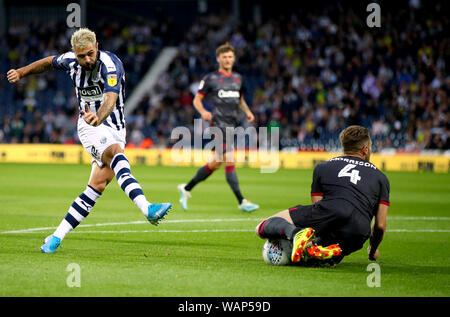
[0,163,449,297]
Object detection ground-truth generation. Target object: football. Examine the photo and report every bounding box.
[262,239,292,266]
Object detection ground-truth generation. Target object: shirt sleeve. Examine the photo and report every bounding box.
[52,52,75,71]
[311,164,324,196]
[101,57,124,94]
[197,74,212,96]
[379,174,390,206]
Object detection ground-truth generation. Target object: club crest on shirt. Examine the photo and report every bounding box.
[107,74,117,87]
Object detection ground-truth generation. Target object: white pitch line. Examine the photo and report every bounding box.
[50,229,450,234]
[389,216,450,221]
[1,216,449,235]
[0,218,264,234]
[388,229,450,233]
[69,229,254,234]
[1,229,449,234]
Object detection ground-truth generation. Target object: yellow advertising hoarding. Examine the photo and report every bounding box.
[0,144,448,173]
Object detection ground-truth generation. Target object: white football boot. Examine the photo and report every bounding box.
[177,184,191,210]
[239,199,259,212]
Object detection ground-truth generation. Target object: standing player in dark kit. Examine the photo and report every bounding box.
[178,43,259,212]
[256,126,390,265]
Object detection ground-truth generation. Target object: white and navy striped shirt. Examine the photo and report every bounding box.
[52,50,126,131]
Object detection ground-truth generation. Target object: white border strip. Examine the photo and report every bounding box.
[1,216,449,234]
[1,229,449,234]
[388,217,450,221]
[70,229,254,234]
[51,229,450,234]
[388,229,450,233]
[0,218,263,234]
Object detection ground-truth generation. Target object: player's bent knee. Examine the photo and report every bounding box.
[255,219,268,238]
[224,153,235,164]
[271,210,293,224]
[102,143,124,166]
[89,182,107,193]
[89,170,114,193]
[209,161,222,170]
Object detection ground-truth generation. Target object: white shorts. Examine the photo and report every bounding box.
[78,118,126,167]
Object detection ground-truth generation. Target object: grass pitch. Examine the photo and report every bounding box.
[0,163,449,297]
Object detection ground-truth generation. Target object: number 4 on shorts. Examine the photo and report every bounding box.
[338,164,361,185]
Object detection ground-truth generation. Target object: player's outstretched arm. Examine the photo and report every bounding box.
[7,56,55,83]
[368,203,389,261]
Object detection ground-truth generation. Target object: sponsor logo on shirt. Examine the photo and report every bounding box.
[78,85,102,102]
[218,89,240,98]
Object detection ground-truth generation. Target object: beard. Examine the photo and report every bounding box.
[82,63,95,70]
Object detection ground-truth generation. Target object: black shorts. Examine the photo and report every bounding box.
[208,125,235,154]
[288,203,371,256]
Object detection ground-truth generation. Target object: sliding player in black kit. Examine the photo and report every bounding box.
[178,43,259,212]
[256,126,390,266]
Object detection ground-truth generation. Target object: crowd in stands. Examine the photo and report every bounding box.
[0,15,171,145]
[1,2,449,153]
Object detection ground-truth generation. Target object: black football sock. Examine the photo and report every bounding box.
[184,164,213,191]
[225,165,244,204]
[257,217,298,241]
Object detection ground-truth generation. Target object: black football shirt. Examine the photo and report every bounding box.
[311,155,390,224]
[197,70,244,129]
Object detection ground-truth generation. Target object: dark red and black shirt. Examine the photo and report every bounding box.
[311,155,390,223]
[197,70,244,129]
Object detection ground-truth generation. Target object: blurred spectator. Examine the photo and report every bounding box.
[0,14,171,145]
[137,3,448,152]
[1,2,448,154]
[10,112,24,143]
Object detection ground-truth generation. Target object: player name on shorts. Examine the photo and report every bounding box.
[329,157,377,169]
[218,89,240,98]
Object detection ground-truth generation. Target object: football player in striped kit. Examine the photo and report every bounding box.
[7,28,171,253]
